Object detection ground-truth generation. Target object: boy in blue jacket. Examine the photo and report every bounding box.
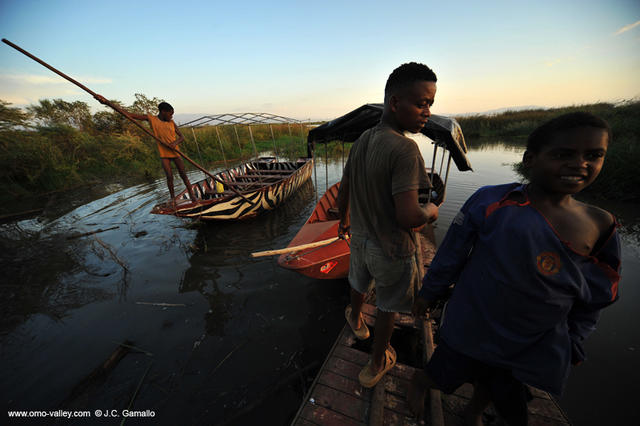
[408,112,621,425]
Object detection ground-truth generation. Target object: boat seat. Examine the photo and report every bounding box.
[234,174,283,180]
[226,181,275,187]
[244,169,294,174]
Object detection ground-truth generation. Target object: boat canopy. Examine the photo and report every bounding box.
[308,104,472,172]
[178,112,303,127]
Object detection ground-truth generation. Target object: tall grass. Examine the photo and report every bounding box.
[0,117,311,208]
[456,101,640,200]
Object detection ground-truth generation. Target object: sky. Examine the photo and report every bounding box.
[0,0,638,121]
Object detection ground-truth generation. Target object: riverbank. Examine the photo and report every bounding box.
[2,99,637,217]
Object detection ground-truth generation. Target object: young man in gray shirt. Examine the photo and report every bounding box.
[338,62,439,387]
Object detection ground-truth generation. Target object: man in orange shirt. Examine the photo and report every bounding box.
[95,96,196,204]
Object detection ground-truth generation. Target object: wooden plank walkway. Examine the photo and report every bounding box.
[292,307,423,426]
[292,226,571,425]
[291,305,571,426]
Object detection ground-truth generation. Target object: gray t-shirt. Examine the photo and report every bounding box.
[343,123,431,259]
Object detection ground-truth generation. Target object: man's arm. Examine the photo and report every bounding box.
[393,190,438,229]
[337,170,350,237]
[94,94,148,121]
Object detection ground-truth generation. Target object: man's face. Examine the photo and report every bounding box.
[391,81,437,133]
[523,127,608,195]
[159,109,174,122]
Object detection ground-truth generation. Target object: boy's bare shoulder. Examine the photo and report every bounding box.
[579,201,615,233]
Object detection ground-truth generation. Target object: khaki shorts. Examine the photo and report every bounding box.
[348,234,419,313]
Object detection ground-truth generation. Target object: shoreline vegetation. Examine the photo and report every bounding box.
[0,97,637,216]
[455,100,639,201]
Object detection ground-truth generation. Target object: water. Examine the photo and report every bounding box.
[1,143,638,425]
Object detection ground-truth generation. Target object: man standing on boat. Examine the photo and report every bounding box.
[94,95,196,204]
[337,62,439,388]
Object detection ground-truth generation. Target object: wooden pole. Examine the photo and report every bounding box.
[190,127,208,180]
[233,125,243,155]
[250,236,347,258]
[214,126,229,169]
[1,38,253,204]
[248,125,258,158]
[269,124,278,161]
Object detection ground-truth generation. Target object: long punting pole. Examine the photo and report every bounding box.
[1,38,253,204]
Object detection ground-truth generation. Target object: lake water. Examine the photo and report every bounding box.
[1,141,638,425]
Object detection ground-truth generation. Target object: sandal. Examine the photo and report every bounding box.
[358,345,397,388]
[345,305,370,340]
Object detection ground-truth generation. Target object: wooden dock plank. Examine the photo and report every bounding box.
[333,345,368,366]
[383,409,421,426]
[528,397,570,423]
[293,305,571,426]
[310,384,370,422]
[383,374,410,398]
[293,417,318,426]
[324,355,364,379]
[383,391,417,418]
[299,403,365,426]
[316,370,371,401]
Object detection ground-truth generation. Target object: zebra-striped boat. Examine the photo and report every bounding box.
[151,156,313,220]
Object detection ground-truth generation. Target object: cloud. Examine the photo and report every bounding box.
[544,55,576,67]
[0,73,112,85]
[614,20,640,36]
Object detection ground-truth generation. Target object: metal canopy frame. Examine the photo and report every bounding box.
[175,112,309,180]
[178,112,304,128]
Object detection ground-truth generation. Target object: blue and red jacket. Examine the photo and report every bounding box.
[419,183,621,396]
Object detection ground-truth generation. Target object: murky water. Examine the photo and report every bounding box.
[1,142,638,425]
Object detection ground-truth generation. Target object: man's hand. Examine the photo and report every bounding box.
[412,296,437,318]
[94,94,108,105]
[424,202,439,223]
[338,222,351,239]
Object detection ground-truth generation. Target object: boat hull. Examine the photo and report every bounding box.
[151,157,313,220]
[278,182,351,279]
[277,219,350,280]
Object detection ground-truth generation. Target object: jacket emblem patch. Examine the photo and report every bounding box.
[536,251,562,275]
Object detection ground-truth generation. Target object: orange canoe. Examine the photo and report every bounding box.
[277,182,350,279]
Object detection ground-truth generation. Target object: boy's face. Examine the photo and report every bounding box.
[390,81,436,133]
[159,109,174,122]
[523,126,608,195]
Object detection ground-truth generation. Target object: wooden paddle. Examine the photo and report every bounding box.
[250,235,349,258]
[1,38,254,204]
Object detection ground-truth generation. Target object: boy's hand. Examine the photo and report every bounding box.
[412,297,436,317]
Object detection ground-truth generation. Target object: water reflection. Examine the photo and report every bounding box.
[0,144,637,424]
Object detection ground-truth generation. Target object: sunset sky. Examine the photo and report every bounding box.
[1,0,638,121]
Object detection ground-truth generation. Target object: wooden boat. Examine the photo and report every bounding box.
[277,174,445,280]
[278,104,470,279]
[276,181,348,279]
[291,232,572,426]
[151,156,313,220]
